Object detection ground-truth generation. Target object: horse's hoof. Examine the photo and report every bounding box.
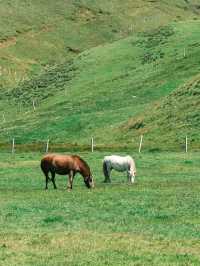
[103,181,111,184]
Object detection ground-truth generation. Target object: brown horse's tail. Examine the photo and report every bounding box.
[40,159,46,173]
[41,158,50,174]
[103,160,109,178]
[41,158,53,182]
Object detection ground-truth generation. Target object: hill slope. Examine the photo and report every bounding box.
[0,0,200,88]
[1,20,200,150]
[123,73,200,150]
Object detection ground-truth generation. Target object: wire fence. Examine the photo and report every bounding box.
[0,135,200,153]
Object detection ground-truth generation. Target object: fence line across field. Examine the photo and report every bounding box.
[6,135,191,153]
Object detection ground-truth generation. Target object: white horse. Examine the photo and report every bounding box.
[103,155,136,183]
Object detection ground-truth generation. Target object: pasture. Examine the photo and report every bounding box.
[0,151,200,265]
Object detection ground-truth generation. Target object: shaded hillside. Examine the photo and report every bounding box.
[0,0,200,87]
[123,73,200,150]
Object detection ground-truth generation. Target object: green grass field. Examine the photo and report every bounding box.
[1,2,200,264]
[0,151,200,265]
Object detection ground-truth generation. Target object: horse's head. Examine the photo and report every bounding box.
[128,169,136,183]
[84,174,94,189]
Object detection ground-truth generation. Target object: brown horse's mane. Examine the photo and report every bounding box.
[73,155,90,172]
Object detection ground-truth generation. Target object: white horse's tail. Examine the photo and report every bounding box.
[103,160,109,178]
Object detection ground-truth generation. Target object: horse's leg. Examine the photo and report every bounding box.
[127,170,131,183]
[103,163,111,183]
[107,168,111,183]
[51,171,57,189]
[44,172,49,190]
[104,175,111,183]
[67,170,74,190]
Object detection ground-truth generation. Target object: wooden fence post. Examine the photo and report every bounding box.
[12,138,15,154]
[46,139,49,153]
[185,135,188,153]
[139,135,143,153]
[32,100,36,111]
[91,137,94,152]
[2,113,5,123]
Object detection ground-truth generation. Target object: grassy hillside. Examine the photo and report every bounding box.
[124,73,200,150]
[0,0,200,88]
[0,1,200,150]
[0,20,200,149]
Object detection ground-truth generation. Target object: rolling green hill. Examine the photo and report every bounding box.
[0,1,200,150]
[0,0,200,88]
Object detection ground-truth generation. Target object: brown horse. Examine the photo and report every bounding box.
[41,154,94,190]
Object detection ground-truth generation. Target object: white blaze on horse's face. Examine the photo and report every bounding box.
[84,174,94,188]
[90,175,95,188]
[128,170,135,183]
[132,172,136,183]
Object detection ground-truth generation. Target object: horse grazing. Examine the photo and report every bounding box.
[103,155,136,183]
[41,154,94,190]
